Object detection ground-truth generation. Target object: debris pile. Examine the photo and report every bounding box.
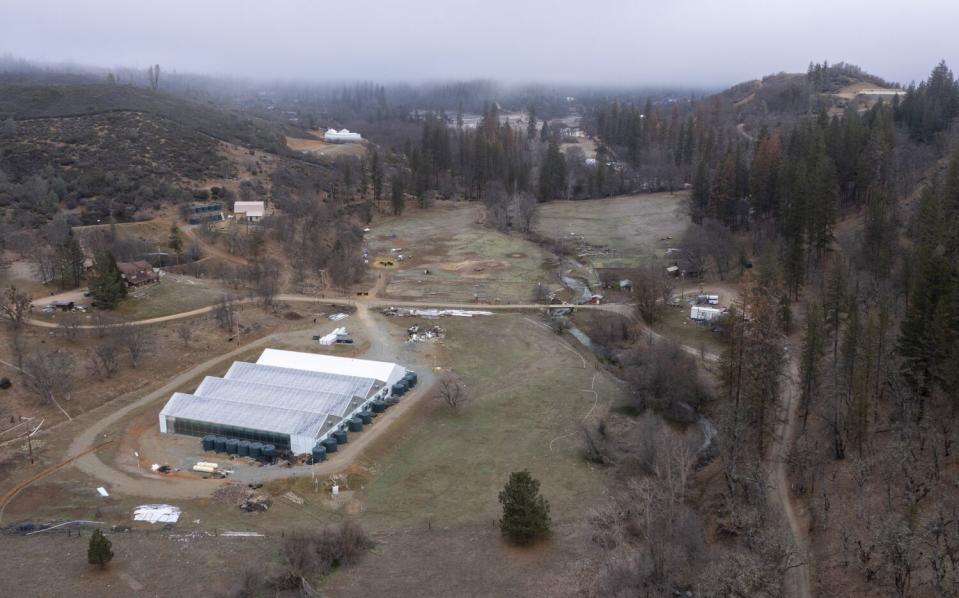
[328,313,349,321]
[384,307,493,318]
[213,484,272,512]
[407,324,445,343]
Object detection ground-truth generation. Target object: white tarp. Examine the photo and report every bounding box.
[133,504,181,523]
[319,327,346,345]
[328,313,348,321]
[96,487,109,497]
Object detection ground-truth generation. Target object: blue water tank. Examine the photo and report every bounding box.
[213,437,227,452]
[358,412,373,425]
[225,438,239,454]
[237,440,251,457]
[261,444,276,459]
[348,417,363,432]
[311,445,327,463]
[201,435,215,451]
[322,437,338,453]
[332,430,348,445]
[371,400,386,413]
[248,442,263,458]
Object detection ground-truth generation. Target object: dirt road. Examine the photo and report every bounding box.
[768,351,811,598]
[24,294,633,329]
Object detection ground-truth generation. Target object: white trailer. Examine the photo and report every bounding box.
[690,306,723,322]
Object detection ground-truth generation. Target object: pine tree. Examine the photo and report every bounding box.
[168,224,183,261]
[499,470,551,545]
[390,176,405,216]
[89,251,127,310]
[87,529,113,569]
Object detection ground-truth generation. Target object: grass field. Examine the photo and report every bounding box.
[533,191,690,268]
[368,202,556,303]
[323,314,623,595]
[112,274,228,320]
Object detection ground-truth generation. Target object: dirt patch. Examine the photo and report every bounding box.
[441,259,510,278]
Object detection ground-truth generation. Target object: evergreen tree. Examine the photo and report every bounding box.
[89,251,127,310]
[498,470,551,545]
[168,224,183,260]
[87,529,114,570]
[371,150,384,204]
[390,176,406,216]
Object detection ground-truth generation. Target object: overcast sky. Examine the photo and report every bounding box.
[2,0,958,87]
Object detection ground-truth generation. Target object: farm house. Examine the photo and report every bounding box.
[158,349,411,455]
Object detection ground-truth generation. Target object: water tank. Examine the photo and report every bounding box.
[262,444,276,459]
[311,445,327,463]
[392,381,407,396]
[332,430,348,445]
[358,412,373,425]
[348,417,363,432]
[248,442,263,458]
[201,435,215,451]
[225,438,239,454]
[322,437,338,453]
[237,440,250,457]
[404,371,417,387]
[371,400,386,413]
[213,437,227,452]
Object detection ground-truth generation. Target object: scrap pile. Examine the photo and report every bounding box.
[384,307,493,318]
[213,484,272,512]
[407,324,446,343]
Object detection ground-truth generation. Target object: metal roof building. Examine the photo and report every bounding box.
[158,350,406,453]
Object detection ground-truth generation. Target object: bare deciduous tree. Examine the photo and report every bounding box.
[0,285,32,328]
[89,338,121,378]
[21,348,75,411]
[58,312,83,341]
[176,323,193,347]
[512,191,539,234]
[436,371,469,411]
[116,323,151,368]
[213,294,237,332]
[147,64,160,92]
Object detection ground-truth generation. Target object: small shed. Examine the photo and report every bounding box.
[234,201,265,222]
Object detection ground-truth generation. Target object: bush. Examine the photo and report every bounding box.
[281,521,374,581]
[0,377,11,389]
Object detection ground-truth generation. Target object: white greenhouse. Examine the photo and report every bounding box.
[158,350,407,454]
[324,128,362,142]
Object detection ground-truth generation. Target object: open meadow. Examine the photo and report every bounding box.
[533,191,689,268]
[367,202,557,303]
